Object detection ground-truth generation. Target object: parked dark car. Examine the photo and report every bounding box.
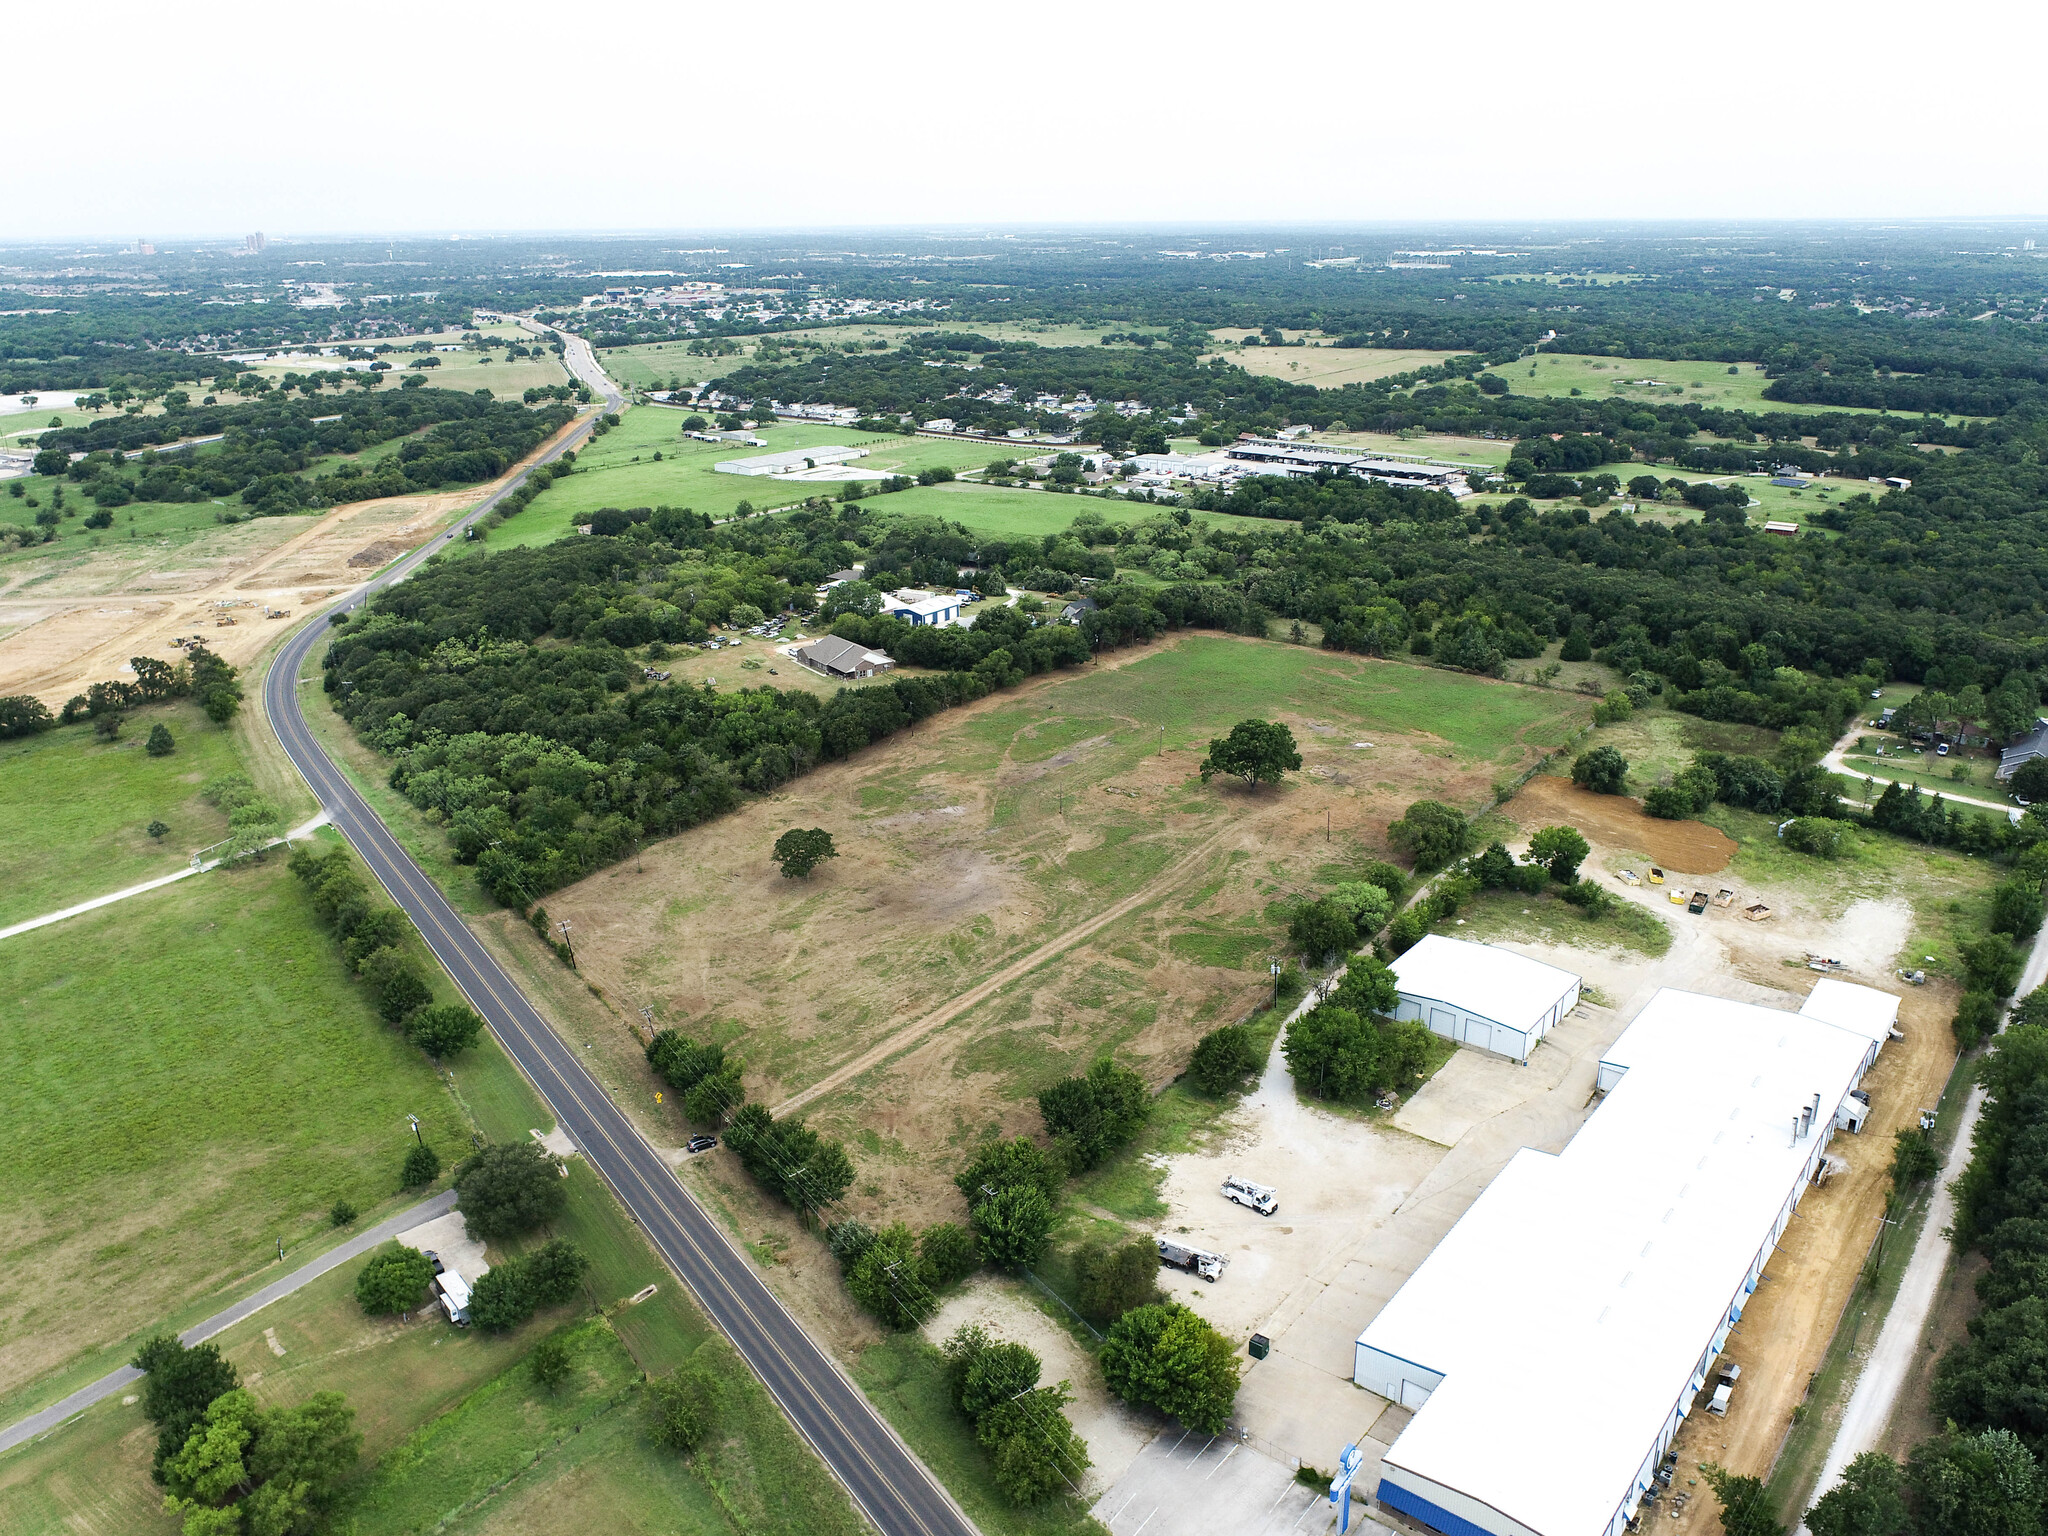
[685,1134,718,1154]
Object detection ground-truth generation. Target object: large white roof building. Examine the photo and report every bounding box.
[1389,935,1582,1063]
[1356,983,1894,1536]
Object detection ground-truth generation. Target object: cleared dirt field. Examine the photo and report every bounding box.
[539,638,1591,1249]
[0,413,583,707]
[1514,773,1738,874]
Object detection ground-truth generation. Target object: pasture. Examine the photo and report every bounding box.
[597,320,1172,390]
[484,409,1003,546]
[869,480,1293,542]
[0,701,243,925]
[538,635,1591,1241]
[1210,343,1467,390]
[0,856,470,1404]
[1497,352,1980,424]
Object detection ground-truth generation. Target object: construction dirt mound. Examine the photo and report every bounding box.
[347,540,408,568]
[1512,774,1737,875]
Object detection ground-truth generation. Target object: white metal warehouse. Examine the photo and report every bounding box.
[1355,982,1895,1536]
[1388,935,1582,1063]
[713,444,868,476]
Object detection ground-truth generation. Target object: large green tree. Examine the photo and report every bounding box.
[1387,799,1469,871]
[1036,1058,1149,1170]
[1199,718,1300,788]
[355,1244,435,1315]
[160,1387,360,1535]
[455,1141,566,1240]
[1572,745,1630,794]
[1099,1303,1240,1434]
[772,827,838,879]
[1187,1024,1262,1096]
[1804,1451,1908,1536]
[132,1336,239,1482]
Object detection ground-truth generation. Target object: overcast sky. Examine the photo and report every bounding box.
[10,0,2041,242]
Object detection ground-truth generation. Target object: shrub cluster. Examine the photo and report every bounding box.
[941,1325,1091,1506]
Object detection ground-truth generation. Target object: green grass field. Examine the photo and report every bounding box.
[484,409,999,547]
[1,881,864,1536]
[1432,885,1673,958]
[0,702,246,924]
[0,854,472,1403]
[868,481,1293,542]
[1217,344,1467,390]
[1046,634,1584,762]
[1497,352,1979,424]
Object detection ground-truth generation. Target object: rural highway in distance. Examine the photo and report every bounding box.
[260,369,978,1536]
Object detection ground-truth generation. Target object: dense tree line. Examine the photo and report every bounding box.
[29,388,571,516]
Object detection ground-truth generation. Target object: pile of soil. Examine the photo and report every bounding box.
[347,540,407,568]
[1514,775,1737,875]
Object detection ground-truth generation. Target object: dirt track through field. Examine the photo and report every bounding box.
[770,821,1240,1117]
[1515,774,1737,874]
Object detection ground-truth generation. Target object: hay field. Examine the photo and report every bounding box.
[540,635,1591,1236]
[1208,344,1465,389]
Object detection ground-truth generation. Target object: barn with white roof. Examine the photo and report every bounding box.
[1354,980,1899,1536]
[1388,935,1582,1063]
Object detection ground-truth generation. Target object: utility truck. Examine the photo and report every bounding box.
[1157,1237,1226,1282]
[1222,1174,1278,1215]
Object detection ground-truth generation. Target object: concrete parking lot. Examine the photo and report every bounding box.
[1092,1420,1396,1536]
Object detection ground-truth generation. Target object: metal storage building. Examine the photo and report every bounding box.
[1389,935,1582,1063]
[1354,983,1895,1536]
[714,444,867,476]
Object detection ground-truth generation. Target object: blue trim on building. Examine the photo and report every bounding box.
[1376,1479,1499,1536]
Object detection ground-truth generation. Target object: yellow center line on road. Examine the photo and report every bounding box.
[264,569,965,1536]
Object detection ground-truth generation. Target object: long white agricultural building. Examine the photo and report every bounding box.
[1389,935,1581,1063]
[714,444,868,476]
[1355,980,1898,1536]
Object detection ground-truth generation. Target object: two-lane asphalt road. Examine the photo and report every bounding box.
[261,384,974,1536]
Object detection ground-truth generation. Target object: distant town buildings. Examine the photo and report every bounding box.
[245,232,267,253]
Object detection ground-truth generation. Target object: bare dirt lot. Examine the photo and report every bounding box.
[0,492,463,706]
[1515,773,1737,874]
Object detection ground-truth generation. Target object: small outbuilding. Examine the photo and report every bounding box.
[1388,935,1583,1064]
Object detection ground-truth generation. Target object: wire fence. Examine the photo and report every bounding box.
[425,1380,641,1532]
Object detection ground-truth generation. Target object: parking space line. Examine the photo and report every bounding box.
[1109,1491,1139,1526]
[1205,1445,1240,1480]
[1130,1507,1158,1536]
